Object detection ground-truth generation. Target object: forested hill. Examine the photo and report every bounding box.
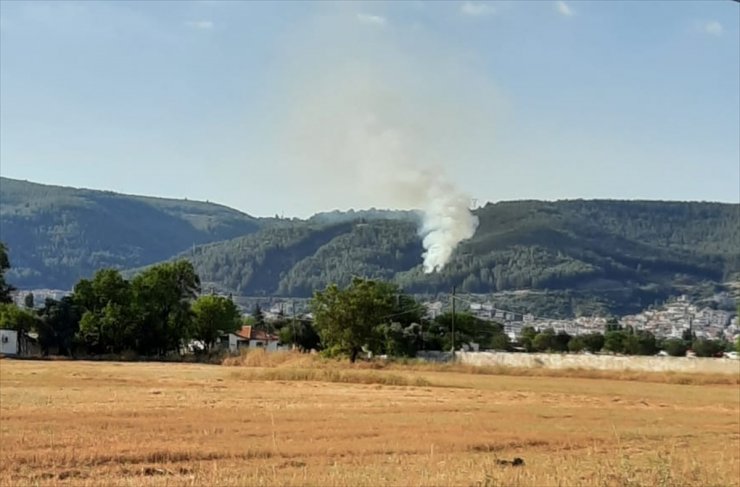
[0,177,265,289]
[2,176,738,316]
[180,199,739,315]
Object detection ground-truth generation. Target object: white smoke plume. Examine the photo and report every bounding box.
[265,8,497,273]
[420,176,479,273]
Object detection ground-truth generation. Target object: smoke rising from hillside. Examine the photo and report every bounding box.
[269,9,498,272]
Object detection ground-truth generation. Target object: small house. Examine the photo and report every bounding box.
[220,326,280,353]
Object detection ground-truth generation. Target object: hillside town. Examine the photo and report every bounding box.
[11,288,740,347]
[424,292,739,344]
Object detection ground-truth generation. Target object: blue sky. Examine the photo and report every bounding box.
[1,1,738,217]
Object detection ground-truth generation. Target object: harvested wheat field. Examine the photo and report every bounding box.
[1,357,739,487]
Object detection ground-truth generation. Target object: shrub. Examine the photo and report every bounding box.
[692,339,726,358]
[582,333,605,353]
[532,329,555,352]
[604,331,628,354]
[624,331,658,356]
[553,331,571,352]
[663,339,688,357]
[568,336,585,353]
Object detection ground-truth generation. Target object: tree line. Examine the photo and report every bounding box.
[0,240,513,359]
[1,242,737,360]
[309,280,737,360]
[517,320,735,358]
[1,257,242,356]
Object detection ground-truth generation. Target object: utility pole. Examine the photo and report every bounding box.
[451,286,456,360]
[291,299,297,351]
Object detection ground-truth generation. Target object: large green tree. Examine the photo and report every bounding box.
[130,261,200,355]
[519,326,538,352]
[532,329,552,352]
[624,330,658,356]
[252,304,266,330]
[581,333,605,353]
[568,335,586,353]
[378,321,423,357]
[0,303,39,333]
[311,278,403,362]
[74,269,135,354]
[0,243,14,303]
[37,297,80,356]
[192,295,241,351]
[603,330,629,354]
[692,339,725,358]
[662,338,688,357]
[278,318,321,351]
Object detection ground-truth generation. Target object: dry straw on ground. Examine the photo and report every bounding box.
[224,349,740,386]
[1,355,738,486]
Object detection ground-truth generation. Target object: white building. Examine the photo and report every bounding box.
[221,326,280,353]
[0,329,18,355]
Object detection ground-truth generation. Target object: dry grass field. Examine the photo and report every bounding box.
[1,355,738,487]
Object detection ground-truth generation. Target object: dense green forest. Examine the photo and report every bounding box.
[0,177,266,288]
[178,200,739,316]
[2,178,738,316]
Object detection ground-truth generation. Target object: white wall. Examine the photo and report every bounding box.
[249,340,278,352]
[0,329,18,355]
[418,350,740,375]
[228,334,239,353]
[223,334,279,353]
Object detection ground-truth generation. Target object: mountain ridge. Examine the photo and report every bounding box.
[170,199,738,315]
[1,177,738,317]
[0,177,266,288]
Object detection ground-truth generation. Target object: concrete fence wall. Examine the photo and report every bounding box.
[417,351,740,375]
